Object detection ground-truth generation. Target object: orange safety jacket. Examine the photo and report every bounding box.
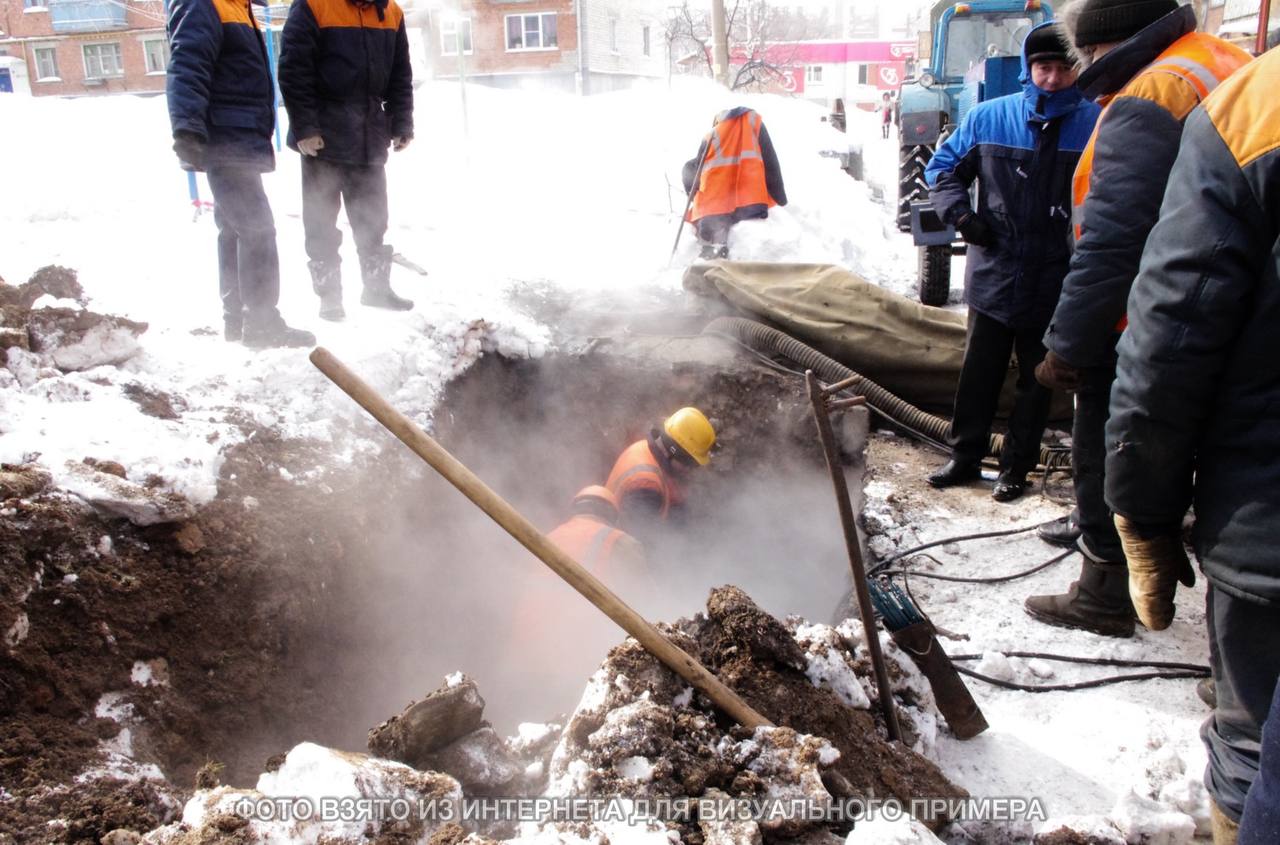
[1070,32,1250,333]
[546,514,629,575]
[605,440,685,520]
[687,109,778,223]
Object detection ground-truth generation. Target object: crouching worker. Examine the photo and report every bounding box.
[682,108,787,260]
[606,407,715,537]
[546,486,647,577]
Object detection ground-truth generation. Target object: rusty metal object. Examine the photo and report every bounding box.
[890,621,989,740]
[805,369,902,743]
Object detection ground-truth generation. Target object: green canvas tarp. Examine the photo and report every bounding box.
[684,261,1068,417]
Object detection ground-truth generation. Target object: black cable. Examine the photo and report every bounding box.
[954,666,1209,692]
[878,548,1074,584]
[948,651,1210,691]
[868,522,1048,573]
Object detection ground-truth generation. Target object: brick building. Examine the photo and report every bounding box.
[0,0,174,96]
[422,0,669,94]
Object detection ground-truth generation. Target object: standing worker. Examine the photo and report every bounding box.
[166,0,316,348]
[682,108,787,260]
[1027,0,1249,637]
[880,92,893,139]
[1103,47,1280,844]
[277,0,416,322]
[606,408,715,534]
[922,24,1100,502]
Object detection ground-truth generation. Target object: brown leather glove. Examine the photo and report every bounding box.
[1115,514,1196,631]
[1035,350,1082,392]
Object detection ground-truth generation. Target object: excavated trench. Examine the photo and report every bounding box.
[0,332,873,842]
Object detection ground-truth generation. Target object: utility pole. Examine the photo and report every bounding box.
[710,0,729,87]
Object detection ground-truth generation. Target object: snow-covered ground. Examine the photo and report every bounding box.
[0,78,912,503]
[0,79,1212,843]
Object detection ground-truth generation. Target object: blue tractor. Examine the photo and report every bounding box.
[897,0,1053,306]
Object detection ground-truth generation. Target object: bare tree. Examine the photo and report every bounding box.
[665,0,836,91]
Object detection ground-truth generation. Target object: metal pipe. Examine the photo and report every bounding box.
[820,374,863,396]
[1257,0,1273,55]
[805,370,902,742]
[310,347,773,732]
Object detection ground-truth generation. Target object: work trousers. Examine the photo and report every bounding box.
[301,157,389,265]
[1239,671,1280,842]
[207,166,281,322]
[1072,341,1125,563]
[948,309,1052,476]
[1204,584,1280,825]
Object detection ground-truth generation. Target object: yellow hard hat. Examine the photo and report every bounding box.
[663,407,716,466]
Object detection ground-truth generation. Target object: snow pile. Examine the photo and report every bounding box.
[144,742,462,845]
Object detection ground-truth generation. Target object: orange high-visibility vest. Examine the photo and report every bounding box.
[1071,33,1251,242]
[687,110,776,223]
[605,440,685,519]
[546,515,628,574]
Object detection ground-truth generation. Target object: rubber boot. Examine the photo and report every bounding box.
[242,309,316,349]
[359,245,413,311]
[1211,800,1239,845]
[308,259,345,321]
[1024,557,1136,638]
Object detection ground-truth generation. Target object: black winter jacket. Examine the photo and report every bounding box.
[1043,7,1248,366]
[166,0,276,172]
[1106,50,1280,605]
[925,23,1099,329]
[278,0,413,166]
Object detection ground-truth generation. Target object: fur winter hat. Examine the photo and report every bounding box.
[1064,0,1179,48]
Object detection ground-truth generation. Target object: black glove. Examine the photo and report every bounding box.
[956,212,995,248]
[173,131,206,170]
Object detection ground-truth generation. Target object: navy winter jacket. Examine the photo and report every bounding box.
[277,0,413,167]
[925,23,1099,329]
[166,0,276,172]
[1106,50,1280,605]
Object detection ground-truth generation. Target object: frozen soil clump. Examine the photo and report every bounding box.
[541,585,965,842]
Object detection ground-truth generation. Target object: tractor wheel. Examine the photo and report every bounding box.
[919,244,951,307]
[897,144,933,233]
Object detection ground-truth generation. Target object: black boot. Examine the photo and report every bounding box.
[242,310,316,349]
[308,260,345,321]
[1038,511,1081,548]
[359,245,413,311]
[992,469,1027,502]
[1024,557,1135,638]
[927,459,981,489]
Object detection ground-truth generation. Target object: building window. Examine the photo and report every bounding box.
[83,42,124,78]
[642,25,651,57]
[505,12,557,51]
[34,46,59,80]
[441,17,473,56]
[609,18,618,52]
[23,0,48,10]
[143,38,169,74]
[857,64,868,84]
[805,65,823,84]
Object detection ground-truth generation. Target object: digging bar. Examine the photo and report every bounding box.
[805,370,903,743]
[310,347,773,731]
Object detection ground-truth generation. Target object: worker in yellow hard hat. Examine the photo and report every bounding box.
[605,407,715,530]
